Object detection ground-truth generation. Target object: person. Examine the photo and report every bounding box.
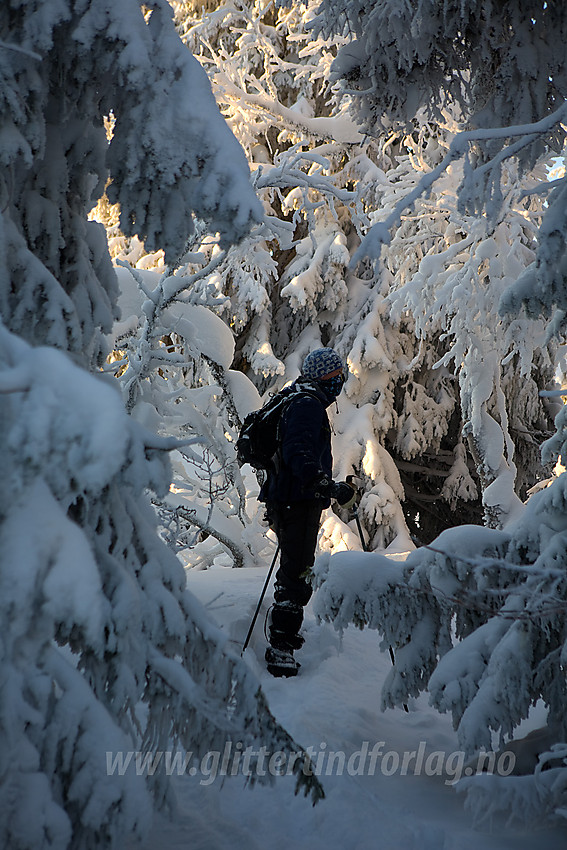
[259,347,356,677]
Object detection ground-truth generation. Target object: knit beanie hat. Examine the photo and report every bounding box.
[301,348,344,381]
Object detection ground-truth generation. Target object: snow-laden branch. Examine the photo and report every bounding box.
[254,149,356,204]
[216,70,363,145]
[315,463,567,781]
[156,501,251,570]
[354,102,567,264]
[519,176,566,200]
[0,39,41,60]
[117,253,229,412]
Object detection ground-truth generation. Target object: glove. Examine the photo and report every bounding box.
[313,475,332,500]
[331,480,357,510]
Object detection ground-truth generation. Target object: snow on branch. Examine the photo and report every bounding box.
[354,103,567,265]
[254,148,356,205]
[104,3,263,262]
[0,39,41,60]
[0,319,322,846]
[115,255,230,412]
[216,70,363,145]
[313,497,567,754]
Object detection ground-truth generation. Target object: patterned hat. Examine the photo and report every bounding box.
[301,348,344,380]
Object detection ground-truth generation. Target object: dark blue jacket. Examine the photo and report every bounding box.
[259,377,333,506]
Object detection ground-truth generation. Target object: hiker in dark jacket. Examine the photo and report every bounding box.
[260,347,356,677]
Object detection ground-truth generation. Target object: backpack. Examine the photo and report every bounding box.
[236,389,306,470]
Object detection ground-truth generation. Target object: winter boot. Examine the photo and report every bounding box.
[269,628,305,651]
[269,597,305,651]
[265,646,300,678]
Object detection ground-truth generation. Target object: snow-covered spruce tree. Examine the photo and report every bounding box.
[0,2,322,848]
[90,0,371,558]
[310,0,567,827]
[173,0,363,385]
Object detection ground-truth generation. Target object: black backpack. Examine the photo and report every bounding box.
[236,389,306,470]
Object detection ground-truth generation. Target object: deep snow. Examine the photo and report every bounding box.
[135,562,567,850]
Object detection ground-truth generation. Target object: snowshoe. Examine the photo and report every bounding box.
[265,646,300,678]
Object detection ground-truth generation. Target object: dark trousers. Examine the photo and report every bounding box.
[266,500,322,651]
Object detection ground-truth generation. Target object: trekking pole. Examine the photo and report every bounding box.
[346,476,366,546]
[346,478,370,555]
[353,506,368,553]
[241,545,280,657]
[349,487,409,713]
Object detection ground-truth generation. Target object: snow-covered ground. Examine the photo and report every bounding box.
[138,564,567,850]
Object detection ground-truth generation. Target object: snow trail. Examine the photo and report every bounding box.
[137,567,567,850]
